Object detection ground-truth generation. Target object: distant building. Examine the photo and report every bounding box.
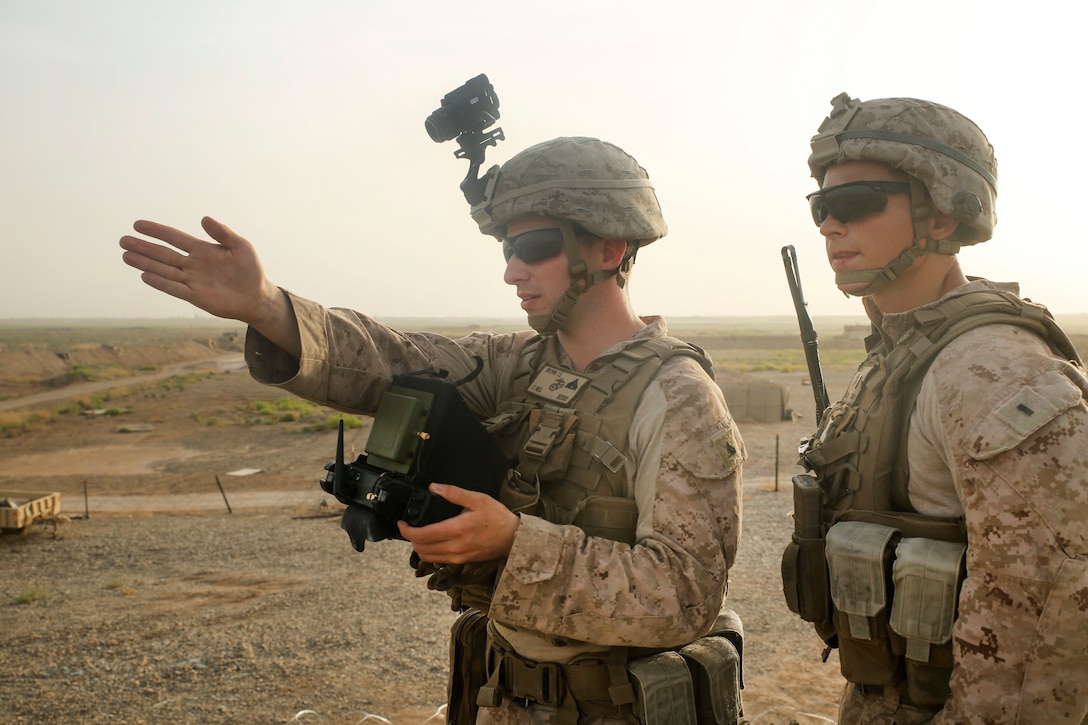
[717,369,791,423]
[843,324,870,340]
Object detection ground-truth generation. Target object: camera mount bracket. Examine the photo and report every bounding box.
[456,128,505,206]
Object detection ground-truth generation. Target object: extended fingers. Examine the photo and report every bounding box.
[119,235,189,278]
[131,219,207,255]
[136,269,199,304]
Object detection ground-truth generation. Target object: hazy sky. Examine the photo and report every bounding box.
[1,0,1083,323]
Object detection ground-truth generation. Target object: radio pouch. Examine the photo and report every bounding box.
[782,475,832,625]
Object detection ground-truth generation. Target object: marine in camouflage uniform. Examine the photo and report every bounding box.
[789,94,1088,723]
[119,137,744,724]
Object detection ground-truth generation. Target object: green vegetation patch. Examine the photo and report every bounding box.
[707,347,866,373]
[233,396,367,432]
[14,587,48,605]
[0,409,53,436]
[155,371,216,393]
[59,364,131,384]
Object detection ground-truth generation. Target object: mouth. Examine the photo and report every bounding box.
[518,292,540,311]
[829,249,861,271]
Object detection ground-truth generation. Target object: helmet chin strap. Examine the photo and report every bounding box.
[834,177,962,297]
[528,220,622,335]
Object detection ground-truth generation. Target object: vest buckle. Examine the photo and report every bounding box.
[522,409,568,460]
[591,440,627,473]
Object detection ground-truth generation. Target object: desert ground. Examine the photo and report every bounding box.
[0,319,870,724]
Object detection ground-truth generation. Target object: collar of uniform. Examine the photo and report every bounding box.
[593,316,667,367]
[870,278,1021,345]
[556,316,667,372]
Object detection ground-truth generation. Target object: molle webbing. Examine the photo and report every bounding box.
[784,288,1084,701]
[803,288,1080,519]
[884,290,1079,509]
[493,334,712,523]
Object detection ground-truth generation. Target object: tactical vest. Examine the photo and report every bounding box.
[485,332,715,542]
[447,333,747,725]
[782,287,1082,709]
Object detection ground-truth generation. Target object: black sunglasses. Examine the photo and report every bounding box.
[806,180,911,226]
[501,228,567,264]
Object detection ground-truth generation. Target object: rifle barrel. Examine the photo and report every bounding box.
[782,246,831,424]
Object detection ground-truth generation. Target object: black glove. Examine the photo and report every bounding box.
[410,550,441,578]
[408,551,502,612]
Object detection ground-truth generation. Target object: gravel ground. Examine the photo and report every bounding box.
[1,506,457,724]
[0,355,850,724]
[0,485,844,725]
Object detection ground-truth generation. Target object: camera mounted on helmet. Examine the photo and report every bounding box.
[425,74,505,208]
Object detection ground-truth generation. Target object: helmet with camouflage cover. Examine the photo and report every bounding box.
[471,136,667,333]
[474,136,667,244]
[808,93,998,295]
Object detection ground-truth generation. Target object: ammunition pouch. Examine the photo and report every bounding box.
[823,521,965,706]
[470,612,745,725]
[628,652,696,724]
[826,521,903,686]
[631,611,745,725]
[678,623,744,725]
[889,537,965,706]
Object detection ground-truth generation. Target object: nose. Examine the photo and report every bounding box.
[504,254,529,285]
[819,213,846,237]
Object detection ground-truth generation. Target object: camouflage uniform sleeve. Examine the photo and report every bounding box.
[488,357,744,648]
[243,290,534,416]
[919,325,1088,724]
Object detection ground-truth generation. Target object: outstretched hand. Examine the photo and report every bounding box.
[120,217,270,320]
[120,217,300,356]
[398,483,520,565]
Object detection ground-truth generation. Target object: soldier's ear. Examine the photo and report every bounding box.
[598,238,629,271]
[927,208,960,243]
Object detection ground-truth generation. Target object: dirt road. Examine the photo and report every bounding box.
[0,354,245,412]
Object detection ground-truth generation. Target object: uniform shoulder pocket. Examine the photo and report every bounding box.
[967,370,1083,461]
[675,424,744,478]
